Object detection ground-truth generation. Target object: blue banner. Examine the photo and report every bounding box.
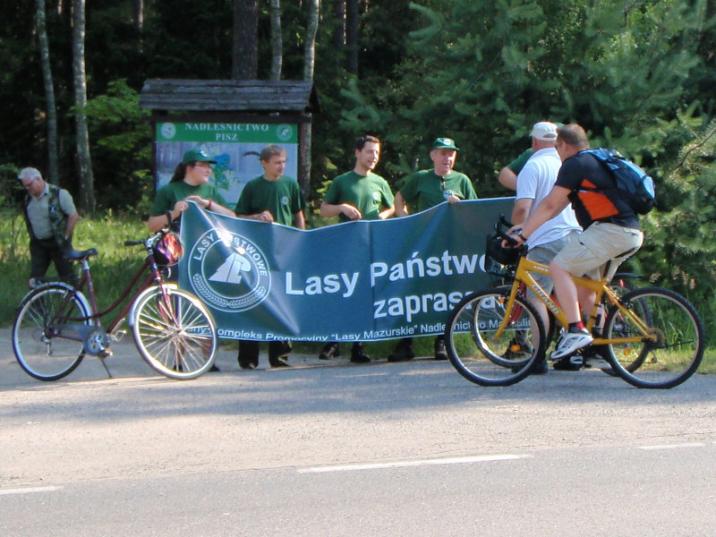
[179,198,514,342]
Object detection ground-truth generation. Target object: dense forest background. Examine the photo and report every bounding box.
[1,0,715,324]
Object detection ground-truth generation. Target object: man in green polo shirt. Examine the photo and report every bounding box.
[235,144,306,369]
[318,134,395,363]
[391,137,478,362]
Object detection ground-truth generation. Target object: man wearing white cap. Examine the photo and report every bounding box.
[510,121,582,372]
[18,167,80,287]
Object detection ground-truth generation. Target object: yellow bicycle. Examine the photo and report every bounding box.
[444,221,705,389]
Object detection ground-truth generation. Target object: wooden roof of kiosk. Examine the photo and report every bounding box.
[139,79,319,114]
[139,79,319,195]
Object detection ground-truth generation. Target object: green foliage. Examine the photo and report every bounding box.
[85,79,152,214]
[637,115,716,333]
[2,0,716,349]
[339,0,711,197]
[0,211,147,326]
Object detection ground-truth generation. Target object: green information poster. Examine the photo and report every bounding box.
[154,121,299,205]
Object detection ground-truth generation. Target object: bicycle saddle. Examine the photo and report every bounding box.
[65,248,98,261]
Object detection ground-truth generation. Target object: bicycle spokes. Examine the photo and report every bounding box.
[12,286,89,381]
[132,286,217,379]
[604,288,704,389]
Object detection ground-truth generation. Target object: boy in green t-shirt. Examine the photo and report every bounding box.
[318,135,395,363]
[234,145,306,369]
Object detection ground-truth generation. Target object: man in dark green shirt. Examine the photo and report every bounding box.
[320,138,394,223]
[235,145,306,369]
[391,137,478,362]
[395,138,477,213]
[498,148,534,191]
[318,135,395,363]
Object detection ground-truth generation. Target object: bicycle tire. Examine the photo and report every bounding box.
[445,288,546,386]
[130,285,218,380]
[12,284,91,381]
[604,287,704,389]
[594,281,652,375]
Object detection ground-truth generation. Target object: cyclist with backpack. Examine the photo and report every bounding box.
[508,123,644,364]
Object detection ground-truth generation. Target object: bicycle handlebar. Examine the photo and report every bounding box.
[494,215,520,247]
[123,230,165,248]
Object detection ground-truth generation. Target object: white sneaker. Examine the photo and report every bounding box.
[551,330,593,360]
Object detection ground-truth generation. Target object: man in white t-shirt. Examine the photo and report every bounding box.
[511,121,582,371]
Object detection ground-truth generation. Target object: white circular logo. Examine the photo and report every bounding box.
[160,123,176,140]
[372,191,382,201]
[188,229,271,313]
[276,124,293,142]
[280,196,289,206]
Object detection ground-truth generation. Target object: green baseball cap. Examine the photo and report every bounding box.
[432,137,459,151]
[182,148,216,164]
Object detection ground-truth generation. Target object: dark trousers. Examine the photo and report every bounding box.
[238,340,292,367]
[30,238,77,286]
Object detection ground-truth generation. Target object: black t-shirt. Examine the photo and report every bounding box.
[555,151,639,229]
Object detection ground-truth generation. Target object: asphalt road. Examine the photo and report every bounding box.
[1,328,715,536]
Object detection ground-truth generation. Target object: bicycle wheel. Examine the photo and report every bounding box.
[445,288,545,386]
[12,284,90,381]
[592,283,652,376]
[130,285,218,380]
[604,287,704,389]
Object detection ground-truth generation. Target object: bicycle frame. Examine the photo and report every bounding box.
[497,255,655,347]
[56,240,174,341]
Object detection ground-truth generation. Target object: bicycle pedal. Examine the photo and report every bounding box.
[111,330,127,343]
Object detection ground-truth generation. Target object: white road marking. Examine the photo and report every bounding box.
[0,486,62,496]
[298,454,531,474]
[638,443,706,451]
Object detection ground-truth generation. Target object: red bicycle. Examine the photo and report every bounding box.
[12,230,218,381]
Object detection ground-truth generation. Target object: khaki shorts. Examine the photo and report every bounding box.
[552,222,643,282]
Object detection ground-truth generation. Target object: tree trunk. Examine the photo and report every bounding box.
[346,0,359,74]
[72,0,95,214]
[303,0,320,81]
[232,0,258,79]
[133,0,144,32]
[269,0,282,81]
[333,0,345,50]
[35,0,60,185]
[300,0,320,197]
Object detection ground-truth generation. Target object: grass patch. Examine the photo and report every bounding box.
[0,210,147,325]
[698,348,716,375]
